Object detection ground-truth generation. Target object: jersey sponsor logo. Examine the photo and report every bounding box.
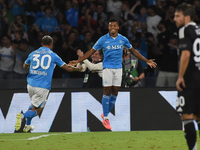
[178,43,187,49]
[106,45,123,50]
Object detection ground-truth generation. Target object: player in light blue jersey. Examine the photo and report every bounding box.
[15,35,81,132]
[70,18,157,130]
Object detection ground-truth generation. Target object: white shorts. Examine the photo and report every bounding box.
[102,68,122,87]
[27,85,49,108]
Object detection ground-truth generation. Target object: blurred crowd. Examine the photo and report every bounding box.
[0,0,200,86]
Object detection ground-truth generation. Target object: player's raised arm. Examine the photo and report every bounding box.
[69,48,96,66]
[129,47,157,68]
[61,64,82,72]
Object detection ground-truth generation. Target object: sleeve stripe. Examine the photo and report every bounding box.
[179,27,185,39]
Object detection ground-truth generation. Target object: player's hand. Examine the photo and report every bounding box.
[147,59,157,68]
[77,49,84,58]
[176,77,186,91]
[69,60,78,66]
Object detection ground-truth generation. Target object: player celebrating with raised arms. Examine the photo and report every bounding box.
[174,4,200,150]
[70,18,157,130]
[15,35,81,132]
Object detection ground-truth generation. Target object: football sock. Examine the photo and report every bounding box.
[26,118,31,125]
[183,119,197,150]
[102,94,110,119]
[23,110,37,125]
[109,94,117,112]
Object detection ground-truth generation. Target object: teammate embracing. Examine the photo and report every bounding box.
[174,4,200,150]
[70,18,157,130]
[15,35,81,132]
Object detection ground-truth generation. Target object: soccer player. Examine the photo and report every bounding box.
[70,18,157,130]
[174,4,200,150]
[15,35,81,132]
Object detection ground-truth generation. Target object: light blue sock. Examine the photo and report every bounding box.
[26,118,32,125]
[102,94,110,117]
[23,110,37,125]
[109,94,117,112]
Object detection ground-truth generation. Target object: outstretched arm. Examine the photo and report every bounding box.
[129,47,157,68]
[61,64,81,72]
[69,48,96,66]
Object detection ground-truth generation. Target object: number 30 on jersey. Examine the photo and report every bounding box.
[32,54,52,70]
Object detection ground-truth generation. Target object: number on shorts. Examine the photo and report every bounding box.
[32,54,52,69]
[176,96,185,107]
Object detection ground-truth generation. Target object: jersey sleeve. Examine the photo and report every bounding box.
[93,37,103,50]
[123,36,132,49]
[53,53,65,67]
[178,26,195,52]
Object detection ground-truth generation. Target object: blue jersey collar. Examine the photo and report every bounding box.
[41,47,50,50]
[107,32,119,39]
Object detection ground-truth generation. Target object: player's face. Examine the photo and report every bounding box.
[108,22,119,36]
[174,11,185,27]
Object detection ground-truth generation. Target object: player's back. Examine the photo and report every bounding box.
[26,47,60,90]
[178,22,200,87]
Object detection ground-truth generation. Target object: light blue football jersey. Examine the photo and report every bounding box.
[25,47,65,90]
[93,33,132,69]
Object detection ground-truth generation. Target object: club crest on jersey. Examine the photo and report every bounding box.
[195,29,200,35]
[106,46,111,50]
[119,40,123,43]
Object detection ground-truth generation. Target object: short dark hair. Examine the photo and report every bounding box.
[176,3,196,21]
[15,30,24,37]
[148,5,157,13]
[108,18,119,25]
[20,39,29,45]
[3,35,12,41]
[42,35,53,46]
[44,6,53,12]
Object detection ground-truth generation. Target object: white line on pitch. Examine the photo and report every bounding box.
[28,133,59,140]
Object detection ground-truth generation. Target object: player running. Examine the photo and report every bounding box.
[15,35,81,132]
[70,18,157,130]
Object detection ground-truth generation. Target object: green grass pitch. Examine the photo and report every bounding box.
[0,131,199,150]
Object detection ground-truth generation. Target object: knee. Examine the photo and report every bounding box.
[103,89,111,96]
[111,89,118,96]
[111,91,118,96]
